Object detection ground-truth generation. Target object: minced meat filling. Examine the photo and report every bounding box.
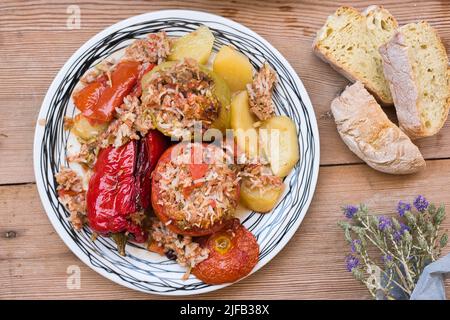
[149,218,209,270]
[142,59,220,138]
[125,32,172,64]
[67,94,155,168]
[247,62,277,121]
[239,162,283,191]
[79,59,116,86]
[154,144,239,230]
[55,167,87,230]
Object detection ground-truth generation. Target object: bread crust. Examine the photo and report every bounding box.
[379,32,422,137]
[313,6,397,106]
[379,22,450,139]
[331,82,426,174]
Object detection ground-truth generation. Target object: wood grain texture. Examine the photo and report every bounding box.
[1,160,450,300]
[1,0,450,183]
[1,0,450,300]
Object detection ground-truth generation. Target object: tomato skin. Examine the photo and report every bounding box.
[192,219,259,284]
[189,162,209,181]
[151,143,239,237]
[82,61,141,122]
[189,143,209,181]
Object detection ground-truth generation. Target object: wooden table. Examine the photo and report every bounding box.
[1,0,450,300]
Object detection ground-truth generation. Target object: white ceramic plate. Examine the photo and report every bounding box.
[33,10,320,295]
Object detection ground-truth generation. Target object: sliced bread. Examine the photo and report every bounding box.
[313,5,398,105]
[331,81,425,174]
[379,21,450,138]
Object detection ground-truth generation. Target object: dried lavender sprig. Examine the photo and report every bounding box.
[354,217,415,294]
[339,220,413,296]
[338,196,448,299]
[355,238,410,297]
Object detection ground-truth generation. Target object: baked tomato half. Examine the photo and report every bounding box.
[151,143,239,236]
[192,218,259,284]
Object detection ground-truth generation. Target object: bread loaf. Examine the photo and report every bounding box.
[379,21,450,138]
[313,5,398,105]
[331,81,426,174]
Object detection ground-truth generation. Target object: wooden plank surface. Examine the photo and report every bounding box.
[1,0,450,184]
[1,0,450,300]
[1,160,450,299]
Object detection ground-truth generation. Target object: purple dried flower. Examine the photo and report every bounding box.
[393,223,410,242]
[414,195,429,212]
[351,239,361,253]
[378,216,392,231]
[397,201,411,217]
[344,205,358,219]
[382,254,393,264]
[401,223,410,232]
[345,255,359,272]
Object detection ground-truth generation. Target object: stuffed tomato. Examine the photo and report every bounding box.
[151,142,240,236]
[192,218,259,284]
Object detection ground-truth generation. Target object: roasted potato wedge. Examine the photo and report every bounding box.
[168,26,214,64]
[71,114,107,141]
[230,91,259,159]
[259,116,299,177]
[213,45,253,92]
[204,67,231,132]
[240,178,284,213]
